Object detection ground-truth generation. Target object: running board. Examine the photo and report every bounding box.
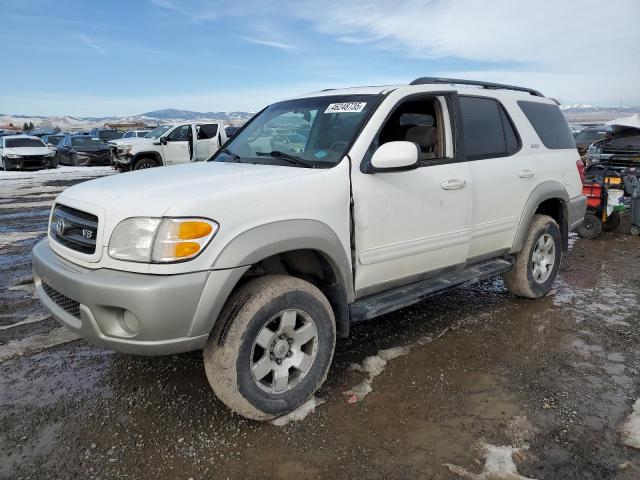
[349,257,514,322]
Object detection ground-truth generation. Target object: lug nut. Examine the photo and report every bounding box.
[286,351,293,357]
[276,359,282,365]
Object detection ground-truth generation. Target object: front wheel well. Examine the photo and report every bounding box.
[232,249,350,337]
[132,151,163,166]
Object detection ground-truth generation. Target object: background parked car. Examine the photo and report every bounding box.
[225,125,240,138]
[122,130,150,139]
[0,135,55,170]
[56,135,111,166]
[573,125,608,159]
[89,128,124,142]
[41,134,66,150]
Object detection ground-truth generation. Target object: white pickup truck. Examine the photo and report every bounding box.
[109,123,227,171]
[33,77,586,421]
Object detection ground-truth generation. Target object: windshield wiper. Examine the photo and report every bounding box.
[218,148,241,161]
[255,150,314,168]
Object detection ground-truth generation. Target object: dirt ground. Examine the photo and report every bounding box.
[1,167,640,480]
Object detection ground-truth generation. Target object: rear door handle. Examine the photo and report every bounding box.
[441,179,466,190]
[518,169,536,178]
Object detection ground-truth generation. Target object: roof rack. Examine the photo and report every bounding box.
[409,77,544,97]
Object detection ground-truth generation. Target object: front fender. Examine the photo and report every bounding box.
[212,219,354,302]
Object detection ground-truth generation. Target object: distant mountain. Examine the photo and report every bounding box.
[0,109,254,131]
[560,105,640,123]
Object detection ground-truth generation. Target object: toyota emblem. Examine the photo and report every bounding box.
[56,217,66,235]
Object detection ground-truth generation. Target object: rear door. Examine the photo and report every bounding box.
[195,124,220,160]
[459,95,532,259]
[162,124,192,165]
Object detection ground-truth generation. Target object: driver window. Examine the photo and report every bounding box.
[376,97,447,161]
[167,125,191,142]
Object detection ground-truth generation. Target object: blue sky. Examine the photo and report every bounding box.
[1,0,639,116]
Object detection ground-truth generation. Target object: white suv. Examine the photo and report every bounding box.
[33,78,586,420]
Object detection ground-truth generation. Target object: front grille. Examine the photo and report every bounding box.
[42,282,81,319]
[50,204,98,254]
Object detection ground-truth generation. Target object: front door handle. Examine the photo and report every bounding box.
[518,169,536,178]
[441,178,466,190]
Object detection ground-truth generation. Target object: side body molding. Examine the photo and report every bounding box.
[511,180,570,253]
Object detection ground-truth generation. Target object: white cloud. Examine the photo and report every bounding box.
[77,34,107,56]
[241,36,298,52]
[294,0,640,103]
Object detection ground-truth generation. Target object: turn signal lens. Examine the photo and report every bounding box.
[179,221,213,240]
[174,242,201,258]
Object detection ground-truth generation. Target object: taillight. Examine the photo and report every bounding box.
[576,159,586,183]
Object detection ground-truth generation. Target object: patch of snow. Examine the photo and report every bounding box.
[343,345,412,402]
[0,200,53,210]
[0,166,113,189]
[270,396,326,426]
[0,231,46,247]
[0,327,80,363]
[620,398,640,449]
[444,442,536,480]
[0,313,50,331]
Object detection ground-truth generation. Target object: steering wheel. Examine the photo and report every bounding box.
[329,141,348,152]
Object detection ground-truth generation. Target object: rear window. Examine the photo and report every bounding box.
[518,101,575,149]
[72,137,105,147]
[5,138,45,148]
[459,96,520,159]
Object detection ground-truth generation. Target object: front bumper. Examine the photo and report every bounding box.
[32,240,211,355]
[568,195,587,231]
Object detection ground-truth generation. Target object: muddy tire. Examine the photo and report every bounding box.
[601,211,621,232]
[503,214,562,299]
[203,275,336,421]
[577,212,602,239]
[133,157,158,170]
[1,157,11,171]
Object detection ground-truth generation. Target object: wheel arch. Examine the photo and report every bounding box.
[193,220,354,340]
[131,151,163,166]
[511,180,570,253]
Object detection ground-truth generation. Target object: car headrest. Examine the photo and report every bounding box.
[405,126,437,149]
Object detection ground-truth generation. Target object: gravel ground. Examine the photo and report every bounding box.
[1,167,640,479]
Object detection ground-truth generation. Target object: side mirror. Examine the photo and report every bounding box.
[370,141,419,170]
[160,136,168,145]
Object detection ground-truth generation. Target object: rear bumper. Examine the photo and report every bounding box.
[568,195,587,231]
[32,240,210,355]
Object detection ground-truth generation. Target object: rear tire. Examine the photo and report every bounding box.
[601,211,621,232]
[577,212,602,239]
[203,275,336,421]
[133,157,159,170]
[503,214,562,299]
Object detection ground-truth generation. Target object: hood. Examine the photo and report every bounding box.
[606,114,640,130]
[57,161,325,227]
[74,144,110,152]
[108,137,154,146]
[4,146,52,156]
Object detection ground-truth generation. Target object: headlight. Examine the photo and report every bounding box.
[108,217,218,263]
[44,152,55,158]
[118,145,132,154]
[6,153,22,159]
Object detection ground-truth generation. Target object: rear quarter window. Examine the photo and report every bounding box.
[517,101,576,149]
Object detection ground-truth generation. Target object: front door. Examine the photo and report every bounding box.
[350,92,472,294]
[162,124,192,165]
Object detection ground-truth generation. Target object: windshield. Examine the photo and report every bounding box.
[211,95,380,168]
[45,136,64,145]
[574,130,607,142]
[72,137,106,147]
[144,125,172,139]
[99,130,123,141]
[5,138,46,148]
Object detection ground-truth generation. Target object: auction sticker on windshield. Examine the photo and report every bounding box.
[324,102,367,113]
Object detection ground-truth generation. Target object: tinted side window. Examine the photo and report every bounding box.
[459,97,519,159]
[197,124,218,139]
[517,101,575,149]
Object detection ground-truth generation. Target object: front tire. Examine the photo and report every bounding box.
[133,157,159,170]
[1,157,12,171]
[204,275,336,421]
[503,214,562,299]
